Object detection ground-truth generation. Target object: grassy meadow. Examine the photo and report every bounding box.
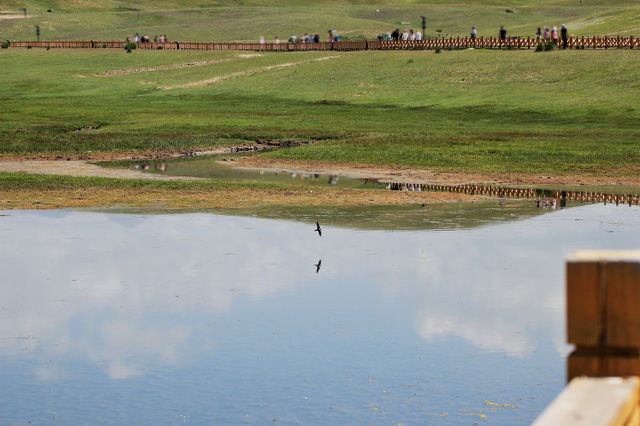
[1,46,639,177]
[1,0,640,42]
[1,0,640,204]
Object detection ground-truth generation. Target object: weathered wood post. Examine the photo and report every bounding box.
[567,250,640,381]
[534,250,640,425]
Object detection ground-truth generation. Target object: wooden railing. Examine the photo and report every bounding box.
[380,35,640,50]
[4,36,639,51]
[377,181,640,206]
[534,251,640,425]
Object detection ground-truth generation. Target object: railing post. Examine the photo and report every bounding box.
[567,250,640,381]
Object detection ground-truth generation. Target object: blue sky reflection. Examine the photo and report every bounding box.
[1,204,639,423]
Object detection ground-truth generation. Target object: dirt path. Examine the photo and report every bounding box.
[98,59,234,77]
[0,160,201,181]
[0,13,28,20]
[97,53,266,77]
[159,55,341,89]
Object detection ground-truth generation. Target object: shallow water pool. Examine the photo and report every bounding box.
[100,155,381,189]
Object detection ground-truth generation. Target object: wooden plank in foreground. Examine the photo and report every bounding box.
[567,250,640,380]
[567,250,640,348]
[533,377,640,426]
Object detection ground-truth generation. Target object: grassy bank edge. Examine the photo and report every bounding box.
[0,171,479,210]
[0,171,280,190]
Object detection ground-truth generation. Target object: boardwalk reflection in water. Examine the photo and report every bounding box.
[0,203,639,424]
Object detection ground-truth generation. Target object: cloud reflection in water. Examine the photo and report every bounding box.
[0,205,638,390]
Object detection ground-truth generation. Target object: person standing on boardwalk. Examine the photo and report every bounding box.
[499,26,507,40]
[561,24,568,49]
[551,26,558,44]
[471,26,477,39]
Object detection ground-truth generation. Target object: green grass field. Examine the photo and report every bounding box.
[1,45,639,177]
[2,0,640,42]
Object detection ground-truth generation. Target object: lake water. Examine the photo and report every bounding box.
[1,202,639,424]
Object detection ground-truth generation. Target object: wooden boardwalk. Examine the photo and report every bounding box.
[5,35,640,51]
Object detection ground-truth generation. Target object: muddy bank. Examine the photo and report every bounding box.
[0,160,201,181]
[3,151,640,188]
[0,184,479,210]
[0,141,307,162]
[233,157,640,188]
[3,150,639,210]
[0,154,481,210]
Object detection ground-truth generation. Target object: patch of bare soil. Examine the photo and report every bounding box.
[0,160,201,181]
[0,13,28,20]
[98,58,233,77]
[159,55,341,89]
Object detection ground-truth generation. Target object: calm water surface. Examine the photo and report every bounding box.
[101,156,380,189]
[1,202,639,424]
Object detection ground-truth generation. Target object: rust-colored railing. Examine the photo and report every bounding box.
[4,36,639,51]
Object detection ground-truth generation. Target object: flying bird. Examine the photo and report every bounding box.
[315,259,322,273]
[315,221,322,236]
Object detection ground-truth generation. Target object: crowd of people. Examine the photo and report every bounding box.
[374,24,571,49]
[123,24,570,48]
[491,24,569,48]
[125,33,170,43]
[534,24,569,48]
[377,28,424,41]
[259,30,339,44]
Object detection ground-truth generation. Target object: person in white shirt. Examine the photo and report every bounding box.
[416,31,422,41]
[402,30,409,41]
